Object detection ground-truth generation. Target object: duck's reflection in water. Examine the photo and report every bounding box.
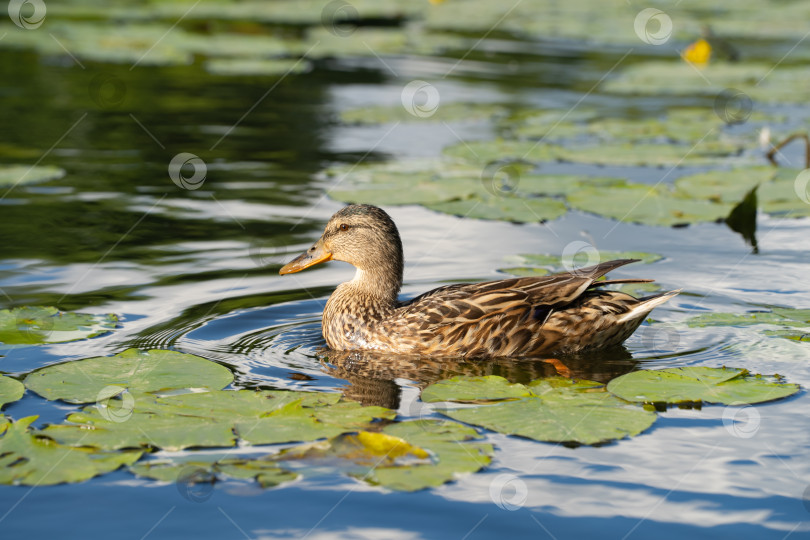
[319,348,639,409]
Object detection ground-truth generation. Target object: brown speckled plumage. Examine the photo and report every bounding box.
[280,204,678,358]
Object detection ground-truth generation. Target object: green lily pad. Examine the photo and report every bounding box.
[44,389,394,451]
[0,165,66,188]
[554,141,745,167]
[421,375,533,403]
[24,348,233,404]
[500,250,663,277]
[341,102,508,125]
[277,419,493,491]
[443,391,656,446]
[423,376,657,445]
[44,407,237,451]
[0,416,141,486]
[687,308,810,342]
[674,167,810,218]
[0,306,118,346]
[204,58,310,77]
[0,376,24,408]
[443,139,558,165]
[606,367,800,406]
[687,309,810,329]
[130,454,299,488]
[567,181,732,226]
[425,195,567,222]
[602,61,809,105]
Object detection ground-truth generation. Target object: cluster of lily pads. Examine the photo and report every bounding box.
[0,304,804,490]
[328,104,808,226]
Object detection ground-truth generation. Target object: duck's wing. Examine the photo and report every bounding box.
[396,259,641,329]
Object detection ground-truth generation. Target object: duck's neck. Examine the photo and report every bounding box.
[322,264,402,349]
[328,266,401,318]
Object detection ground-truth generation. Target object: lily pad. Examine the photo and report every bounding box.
[43,389,394,451]
[421,375,532,403]
[277,419,493,491]
[204,58,310,77]
[553,141,745,167]
[602,61,809,104]
[0,416,141,486]
[423,376,657,445]
[0,165,66,188]
[341,102,508,125]
[425,195,567,222]
[130,454,299,488]
[0,306,118,346]
[687,308,810,342]
[566,181,732,226]
[24,348,234,404]
[674,167,810,218]
[0,376,24,408]
[687,309,810,329]
[606,367,800,406]
[500,250,662,277]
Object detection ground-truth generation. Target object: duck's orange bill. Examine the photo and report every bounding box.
[279,241,332,275]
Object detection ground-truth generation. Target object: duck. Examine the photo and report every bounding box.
[280,204,678,358]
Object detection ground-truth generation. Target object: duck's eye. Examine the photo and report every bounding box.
[339,224,350,232]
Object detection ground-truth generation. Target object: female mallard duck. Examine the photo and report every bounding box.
[280,204,678,357]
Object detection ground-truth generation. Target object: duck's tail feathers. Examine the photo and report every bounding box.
[617,289,681,323]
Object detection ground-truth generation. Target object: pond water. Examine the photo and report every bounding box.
[1,4,810,539]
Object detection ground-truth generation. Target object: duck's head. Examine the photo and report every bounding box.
[280,204,404,291]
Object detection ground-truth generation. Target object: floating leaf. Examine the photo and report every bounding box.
[674,167,810,218]
[130,454,299,488]
[425,195,567,222]
[567,182,732,226]
[43,389,394,451]
[24,349,233,404]
[606,367,800,406]
[687,309,810,328]
[341,102,507,125]
[0,376,24,408]
[497,266,551,277]
[443,139,558,165]
[602,61,809,104]
[421,375,532,403]
[499,250,663,277]
[0,306,118,346]
[424,376,656,445]
[0,165,65,188]
[0,416,141,486]
[276,419,493,491]
[553,141,744,167]
[204,58,310,77]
